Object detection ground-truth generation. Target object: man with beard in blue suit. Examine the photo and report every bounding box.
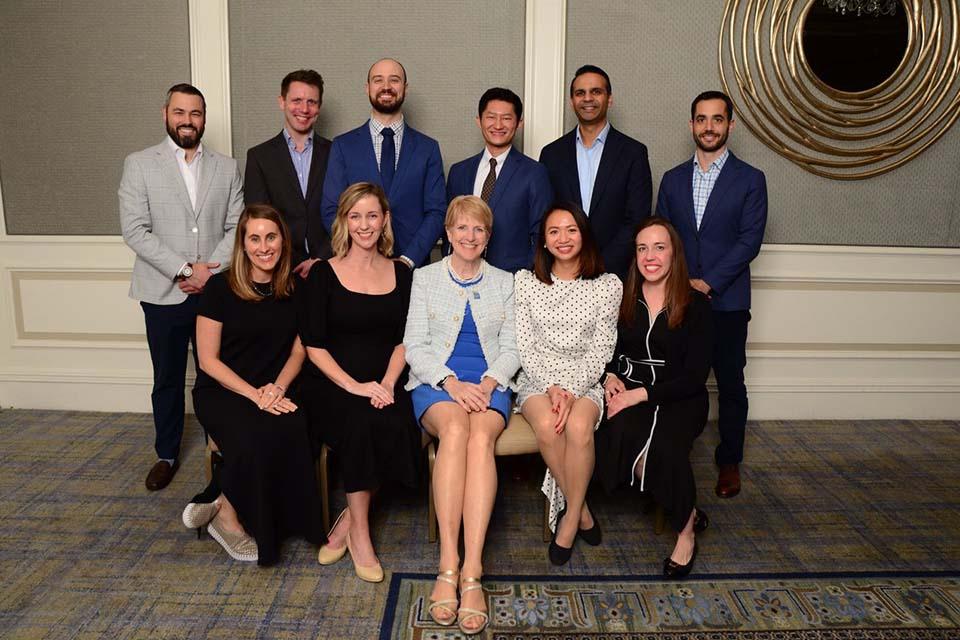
[657,90,768,500]
[321,58,445,268]
[445,88,553,272]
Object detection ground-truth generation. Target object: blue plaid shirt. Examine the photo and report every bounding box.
[691,148,729,230]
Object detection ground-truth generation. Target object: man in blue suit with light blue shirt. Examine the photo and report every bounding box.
[321,58,446,268]
[657,90,768,500]
[446,88,553,272]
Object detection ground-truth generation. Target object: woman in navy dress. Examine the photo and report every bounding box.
[596,218,713,578]
[404,196,519,634]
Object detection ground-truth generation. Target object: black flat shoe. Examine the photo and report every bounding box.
[663,542,698,579]
[693,509,708,534]
[578,509,602,546]
[549,507,574,566]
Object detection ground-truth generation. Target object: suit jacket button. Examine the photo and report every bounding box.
[453,315,459,321]
[445,341,451,348]
[192,227,198,233]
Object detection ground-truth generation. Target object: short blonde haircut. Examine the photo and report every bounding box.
[330,182,395,257]
[445,195,493,233]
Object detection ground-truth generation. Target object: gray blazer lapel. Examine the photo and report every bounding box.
[157,143,195,214]
[193,151,218,217]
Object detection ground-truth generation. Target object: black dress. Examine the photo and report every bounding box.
[193,273,325,565]
[594,290,713,533]
[299,260,421,493]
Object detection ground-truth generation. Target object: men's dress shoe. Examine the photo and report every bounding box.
[548,507,574,566]
[145,460,178,491]
[207,518,258,562]
[182,500,220,533]
[578,509,602,546]
[715,463,741,498]
[693,508,709,534]
[663,542,697,579]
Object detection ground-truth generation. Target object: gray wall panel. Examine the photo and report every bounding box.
[565,0,960,247]
[0,1,190,235]
[229,0,526,176]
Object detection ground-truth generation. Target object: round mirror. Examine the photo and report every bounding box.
[801,1,908,93]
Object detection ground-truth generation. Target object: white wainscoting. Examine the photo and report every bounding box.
[1,235,957,418]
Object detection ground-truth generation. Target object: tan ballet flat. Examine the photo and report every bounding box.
[317,508,349,565]
[427,568,459,625]
[457,576,489,635]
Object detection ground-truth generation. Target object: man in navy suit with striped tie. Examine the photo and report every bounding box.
[445,87,553,272]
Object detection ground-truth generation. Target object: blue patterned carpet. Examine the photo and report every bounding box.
[383,571,960,638]
[0,410,958,639]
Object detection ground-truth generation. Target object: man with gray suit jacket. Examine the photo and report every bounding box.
[119,83,243,491]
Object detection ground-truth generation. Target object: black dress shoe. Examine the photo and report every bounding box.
[145,460,179,491]
[663,542,698,579]
[548,507,574,566]
[578,510,602,546]
[693,509,709,534]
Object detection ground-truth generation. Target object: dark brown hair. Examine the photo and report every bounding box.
[228,204,294,302]
[281,69,324,102]
[619,218,691,329]
[533,203,604,284]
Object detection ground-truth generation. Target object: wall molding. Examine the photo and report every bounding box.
[188,0,232,157]
[524,0,567,159]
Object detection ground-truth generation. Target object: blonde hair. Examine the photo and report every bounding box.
[330,182,395,257]
[227,204,294,301]
[445,195,493,234]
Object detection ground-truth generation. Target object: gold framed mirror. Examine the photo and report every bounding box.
[719,0,960,179]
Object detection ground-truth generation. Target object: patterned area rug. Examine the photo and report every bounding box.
[381,571,960,639]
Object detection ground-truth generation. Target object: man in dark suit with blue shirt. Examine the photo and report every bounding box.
[245,69,332,277]
[539,65,652,277]
[657,90,768,499]
[321,58,446,268]
[446,88,553,272]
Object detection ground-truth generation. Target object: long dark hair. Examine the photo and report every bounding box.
[619,218,691,329]
[228,204,294,301]
[532,203,604,284]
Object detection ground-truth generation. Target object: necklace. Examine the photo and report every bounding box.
[252,281,274,297]
[446,256,484,284]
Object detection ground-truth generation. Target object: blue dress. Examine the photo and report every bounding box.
[411,274,513,426]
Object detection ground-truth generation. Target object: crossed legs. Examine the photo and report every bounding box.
[522,395,599,549]
[421,402,504,629]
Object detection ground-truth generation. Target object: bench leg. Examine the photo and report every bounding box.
[654,503,665,535]
[542,495,552,543]
[317,445,331,534]
[427,441,437,543]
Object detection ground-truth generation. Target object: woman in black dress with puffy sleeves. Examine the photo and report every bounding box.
[595,218,713,578]
[299,182,420,583]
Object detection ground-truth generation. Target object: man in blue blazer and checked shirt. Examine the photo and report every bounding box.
[321,58,446,268]
[657,90,768,500]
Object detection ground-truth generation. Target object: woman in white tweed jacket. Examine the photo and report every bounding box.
[403,196,519,634]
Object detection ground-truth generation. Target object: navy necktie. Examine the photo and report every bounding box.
[380,127,396,194]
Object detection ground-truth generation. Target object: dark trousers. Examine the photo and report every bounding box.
[712,310,750,465]
[141,296,199,460]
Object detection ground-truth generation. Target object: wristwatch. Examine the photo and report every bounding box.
[179,263,194,279]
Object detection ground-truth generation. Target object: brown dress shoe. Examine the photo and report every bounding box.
[715,463,741,498]
[145,460,179,491]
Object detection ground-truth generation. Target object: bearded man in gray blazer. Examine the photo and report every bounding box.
[119,83,243,491]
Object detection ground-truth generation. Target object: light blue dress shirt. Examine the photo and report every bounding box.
[283,128,313,198]
[575,121,610,216]
[691,148,729,230]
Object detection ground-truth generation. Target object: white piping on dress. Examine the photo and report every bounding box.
[629,301,665,490]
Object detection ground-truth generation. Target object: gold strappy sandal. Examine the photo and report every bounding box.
[428,569,459,626]
[457,576,489,635]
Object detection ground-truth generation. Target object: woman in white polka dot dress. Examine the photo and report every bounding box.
[514,204,622,565]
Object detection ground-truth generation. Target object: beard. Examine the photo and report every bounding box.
[166,122,204,149]
[369,89,404,115]
[694,129,728,153]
